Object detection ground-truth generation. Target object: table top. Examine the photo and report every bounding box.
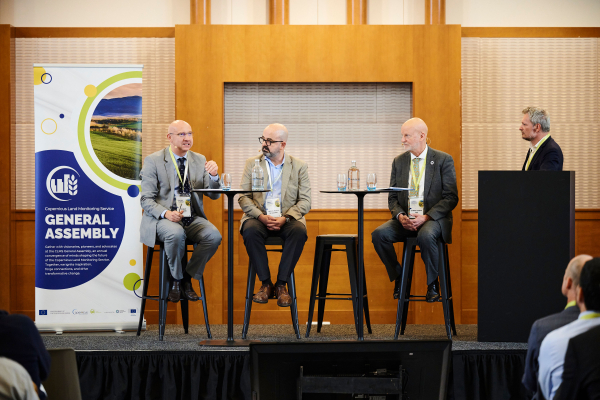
[320,188,410,194]
[192,188,271,193]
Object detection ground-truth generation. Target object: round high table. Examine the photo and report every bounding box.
[321,188,409,340]
[193,188,269,346]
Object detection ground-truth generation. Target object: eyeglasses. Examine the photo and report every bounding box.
[258,137,283,146]
[171,132,193,138]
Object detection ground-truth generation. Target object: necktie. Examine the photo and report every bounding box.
[409,157,421,197]
[176,158,193,226]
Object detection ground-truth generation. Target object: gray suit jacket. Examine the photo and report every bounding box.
[238,153,311,231]
[139,147,221,247]
[522,305,580,398]
[388,147,459,244]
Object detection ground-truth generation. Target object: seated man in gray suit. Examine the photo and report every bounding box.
[372,118,459,302]
[140,120,222,302]
[522,254,590,399]
[238,123,311,307]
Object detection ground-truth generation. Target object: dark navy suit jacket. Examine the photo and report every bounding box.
[522,305,580,398]
[522,136,564,171]
[555,324,600,400]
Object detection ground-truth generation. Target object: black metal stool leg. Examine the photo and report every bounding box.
[199,276,212,339]
[362,266,372,334]
[346,240,360,335]
[317,245,332,333]
[401,253,415,335]
[437,241,452,340]
[306,237,325,338]
[181,299,189,334]
[288,272,301,339]
[137,245,154,336]
[444,243,457,336]
[242,263,256,339]
[158,245,169,341]
[395,239,415,339]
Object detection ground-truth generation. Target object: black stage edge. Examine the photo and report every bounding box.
[478,171,575,342]
[43,324,530,400]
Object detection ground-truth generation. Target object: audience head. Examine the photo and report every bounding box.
[520,107,550,142]
[577,258,600,312]
[401,118,428,156]
[167,120,193,156]
[261,123,288,159]
[562,254,592,298]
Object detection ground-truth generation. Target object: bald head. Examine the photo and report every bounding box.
[264,123,289,142]
[168,120,192,135]
[567,254,593,288]
[401,118,428,156]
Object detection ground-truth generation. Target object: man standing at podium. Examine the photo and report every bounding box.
[140,120,222,303]
[520,106,563,171]
[372,118,459,302]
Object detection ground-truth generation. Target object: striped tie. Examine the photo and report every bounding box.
[409,158,421,197]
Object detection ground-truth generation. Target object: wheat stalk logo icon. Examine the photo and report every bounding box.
[68,175,78,196]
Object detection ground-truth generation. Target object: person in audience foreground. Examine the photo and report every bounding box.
[522,254,591,399]
[538,258,600,400]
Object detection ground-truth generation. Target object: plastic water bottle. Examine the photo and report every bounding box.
[252,159,264,190]
[348,160,360,191]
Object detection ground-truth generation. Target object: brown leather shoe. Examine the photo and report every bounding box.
[181,280,199,301]
[274,284,292,307]
[168,280,181,303]
[253,282,274,304]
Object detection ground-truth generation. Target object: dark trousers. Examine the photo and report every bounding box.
[371,218,442,285]
[241,218,308,282]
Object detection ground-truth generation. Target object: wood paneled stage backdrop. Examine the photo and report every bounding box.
[4,26,597,329]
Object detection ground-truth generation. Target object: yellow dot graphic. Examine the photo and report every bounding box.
[84,85,97,97]
[41,118,57,135]
[33,67,47,85]
[129,259,136,266]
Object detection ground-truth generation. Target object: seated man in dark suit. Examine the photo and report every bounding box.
[555,324,600,400]
[372,118,459,302]
[522,254,591,399]
[520,106,563,171]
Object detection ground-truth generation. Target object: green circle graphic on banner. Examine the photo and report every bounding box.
[78,71,143,191]
[123,273,142,291]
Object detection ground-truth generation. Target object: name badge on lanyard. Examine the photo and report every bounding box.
[265,162,283,218]
[175,195,192,217]
[409,197,424,218]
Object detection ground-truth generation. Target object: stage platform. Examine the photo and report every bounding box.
[42,324,530,400]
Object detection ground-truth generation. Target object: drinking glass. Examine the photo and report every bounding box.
[337,174,347,191]
[367,173,377,191]
[221,173,232,190]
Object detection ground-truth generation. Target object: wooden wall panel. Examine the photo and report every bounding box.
[176,25,462,325]
[0,25,15,312]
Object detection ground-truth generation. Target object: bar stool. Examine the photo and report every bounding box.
[395,236,457,340]
[136,239,211,341]
[305,234,372,338]
[242,236,301,340]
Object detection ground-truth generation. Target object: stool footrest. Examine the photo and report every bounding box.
[316,296,353,300]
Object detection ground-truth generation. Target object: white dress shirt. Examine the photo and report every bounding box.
[407,145,428,198]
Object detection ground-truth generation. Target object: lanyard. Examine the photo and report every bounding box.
[169,146,188,189]
[580,312,600,320]
[266,159,284,193]
[525,134,551,171]
[410,157,425,195]
[565,300,577,310]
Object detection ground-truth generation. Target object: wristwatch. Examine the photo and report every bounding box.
[285,216,290,223]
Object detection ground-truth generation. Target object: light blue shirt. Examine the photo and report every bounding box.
[263,153,285,211]
[538,310,600,400]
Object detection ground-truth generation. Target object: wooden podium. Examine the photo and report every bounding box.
[478,171,575,342]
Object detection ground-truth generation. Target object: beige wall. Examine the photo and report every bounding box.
[3,0,599,27]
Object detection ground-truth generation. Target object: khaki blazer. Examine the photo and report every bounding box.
[238,153,311,231]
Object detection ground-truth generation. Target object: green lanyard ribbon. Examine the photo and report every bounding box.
[169,146,189,189]
[410,157,425,196]
[580,312,600,320]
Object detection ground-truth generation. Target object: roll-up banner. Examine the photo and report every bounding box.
[34,64,144,332]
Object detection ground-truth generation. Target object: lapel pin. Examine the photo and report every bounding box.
[430,161,434,165]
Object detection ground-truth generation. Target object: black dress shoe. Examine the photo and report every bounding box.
[168,279,181,303]
[181,280,199,301]
[393,277,401,300]
[426,280,440,303]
